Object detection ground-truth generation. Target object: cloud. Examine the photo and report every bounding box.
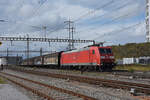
[19,4,34,18]
[65,0,113,9]
[134,22,146,36]
[74,20,145,46]
[0,0,147,55]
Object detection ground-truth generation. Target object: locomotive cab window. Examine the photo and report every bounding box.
[106,48,112,54]
[99,48,105,54]
[99,48,112,54]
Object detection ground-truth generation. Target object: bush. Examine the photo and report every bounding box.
[0,77,6,84]
[112,42,150,59]
[129,69,134,73]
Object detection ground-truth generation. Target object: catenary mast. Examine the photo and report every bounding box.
[146,0,150,42]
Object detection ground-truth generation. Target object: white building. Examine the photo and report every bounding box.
[139,57,150,64]
[0,58,7,65]
[123,58,139,65]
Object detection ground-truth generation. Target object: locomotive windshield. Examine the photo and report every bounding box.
[99,48,112,54]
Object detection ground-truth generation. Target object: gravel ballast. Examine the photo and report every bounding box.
[25,67,150,84]
[2,69,139,100]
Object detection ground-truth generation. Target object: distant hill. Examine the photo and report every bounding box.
[112,42,150,59]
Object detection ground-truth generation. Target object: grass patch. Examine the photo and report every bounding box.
[0,77,6,84]
[114,65,150,72]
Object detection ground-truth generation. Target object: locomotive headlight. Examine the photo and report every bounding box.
[101,56,105,59]
[109,56,114,59]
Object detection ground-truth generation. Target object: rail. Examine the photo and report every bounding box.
[0,74,54,100]
[8,68,150,94]
[0,72,97,100]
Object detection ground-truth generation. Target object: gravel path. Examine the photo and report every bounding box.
[3,69,138,100]
[0,84,31,100]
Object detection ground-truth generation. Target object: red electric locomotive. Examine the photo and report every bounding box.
[60,46,115,71]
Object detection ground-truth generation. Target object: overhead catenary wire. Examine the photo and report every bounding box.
[79,20,144,41]
[39,0,116,36]
[1,18,66,36]
[76,12,137,36]
[81,0,135,24]
[31,0,48,17]
[21,0,130,34]
[0,0,52,34]
[76,1,141,36]
[73,0,142,42]
[74,0,134,23]
[94,21,144,41]
[19,0,136,37]
[0,0,145,51]
[74,0,114,22]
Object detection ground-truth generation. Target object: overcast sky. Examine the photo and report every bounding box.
[0,0,146,57]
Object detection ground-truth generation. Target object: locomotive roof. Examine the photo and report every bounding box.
[63,46,112,54]
[63,47,90,54]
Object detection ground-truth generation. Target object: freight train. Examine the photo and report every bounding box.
[22,45,115,71]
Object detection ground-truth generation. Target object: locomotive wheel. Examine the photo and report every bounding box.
[95,66,97,71]
[99,66,107,72]
[87,66,94,72]
[96,66,99,71]
[106,66,112,72]
[99,68,103,72]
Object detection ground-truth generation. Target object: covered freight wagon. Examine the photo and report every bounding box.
[34,56,43,65]
[21,52,61,68]
[43,52,60,66]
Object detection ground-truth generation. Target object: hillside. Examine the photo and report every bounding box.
[112,42,150,59]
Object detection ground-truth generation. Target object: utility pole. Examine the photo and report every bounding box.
[71,27,75,49]
[27,34,29,65]
[146,0,150,42]
[6,48,9,65]
[64,19,74,50]
[16,54,18,65]
[43,26,47,38]
[40,48,42,56]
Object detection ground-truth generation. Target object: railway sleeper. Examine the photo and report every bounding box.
[7,68,150,95]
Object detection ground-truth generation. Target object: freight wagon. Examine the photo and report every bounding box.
[22,52,61,67]
[43,52,61,67]
[22,57,36,65]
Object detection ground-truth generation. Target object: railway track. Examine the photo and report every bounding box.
[0,72,97,100]
[112,72,150,79]
[8,68,150,95]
